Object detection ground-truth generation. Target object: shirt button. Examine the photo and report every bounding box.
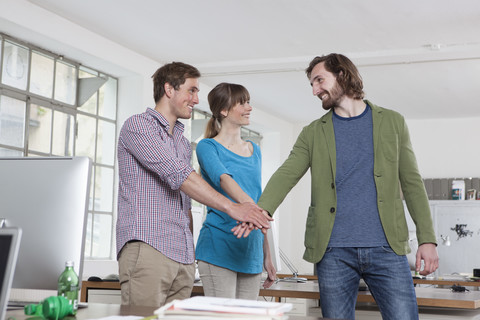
[330,207,335,213]
[331,183,335,189]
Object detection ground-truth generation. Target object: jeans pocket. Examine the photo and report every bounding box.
[381,245,395,253]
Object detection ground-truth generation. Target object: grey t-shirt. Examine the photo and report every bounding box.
[328,104,389,247]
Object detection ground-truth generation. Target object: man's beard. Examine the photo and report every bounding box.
[320,82,345,110]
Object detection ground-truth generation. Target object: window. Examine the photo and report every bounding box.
[0,33,118,259]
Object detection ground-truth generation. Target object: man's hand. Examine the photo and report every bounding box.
[181,172,272,232]
[227,204,272,236]
[231,210,271,238]
[416,243,439,276]
[231,222,254,238]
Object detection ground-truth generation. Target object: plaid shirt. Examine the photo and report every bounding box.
[116,108,195,264]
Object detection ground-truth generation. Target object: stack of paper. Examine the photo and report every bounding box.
[155,296,292,320]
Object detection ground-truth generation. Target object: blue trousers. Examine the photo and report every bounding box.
[315,247,418,320]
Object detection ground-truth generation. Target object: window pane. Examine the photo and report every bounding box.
[85,213,93,257]
[28,104,52,153]
[52,110,74,156]
[0,147,23,157]
[0,95,26,148]
[96,119,115,165]
[30,51,54,98]
[54,61,76,105]
[79,66,96,78]
[2,41,29,90]
[80,91,97,115]
[92,213,112,258]
[76,113,96,159]
[94,166,114,212]
[88,166,95,211]
[99,76,117,120]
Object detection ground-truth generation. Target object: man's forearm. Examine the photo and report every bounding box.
[180,172,272,230]
[220,173,254,204]
[180,171,232,214]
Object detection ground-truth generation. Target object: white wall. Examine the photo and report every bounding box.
[408,117,480,178]
[250,108,300,273]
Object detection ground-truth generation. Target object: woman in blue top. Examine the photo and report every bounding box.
[195,82,276,300]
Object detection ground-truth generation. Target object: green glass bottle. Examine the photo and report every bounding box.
[57,260,79,314]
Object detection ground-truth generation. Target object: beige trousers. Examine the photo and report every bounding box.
[197,260,262,300]
[118,241,195,307]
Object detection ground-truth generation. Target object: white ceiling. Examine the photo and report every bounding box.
[25,0,480,123]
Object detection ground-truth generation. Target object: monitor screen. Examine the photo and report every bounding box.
[0,157,91,293]
[0,234,13,293]
[0,228,21,317]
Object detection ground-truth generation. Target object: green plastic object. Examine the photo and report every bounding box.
[24,296,74,320]
[57,261,79,314]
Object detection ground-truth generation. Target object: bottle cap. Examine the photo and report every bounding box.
[65,260,74,267]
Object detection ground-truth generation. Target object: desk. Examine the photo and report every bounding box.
[80,281,321,303]
[81,278,480,302]
[357,287,480,309]
[6,303,156,320]
[279,275,480,289]
[81,280,480,309]
[414,278,480,288]
[193,281,320,302]
[6,303,327,320]
[81,281,121,303]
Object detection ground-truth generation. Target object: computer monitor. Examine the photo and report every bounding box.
[0,227,22,319]
[0,157,91,300]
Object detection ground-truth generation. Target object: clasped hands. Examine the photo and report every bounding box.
[230,202,272,238]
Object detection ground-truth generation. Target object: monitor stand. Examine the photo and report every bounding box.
[278,273,308,283]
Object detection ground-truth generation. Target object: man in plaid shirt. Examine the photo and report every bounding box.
[116,62,272,307]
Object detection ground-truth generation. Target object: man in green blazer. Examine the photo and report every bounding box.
[256,54,438,320]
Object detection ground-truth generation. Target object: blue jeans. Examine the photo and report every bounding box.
[315,247,418,320]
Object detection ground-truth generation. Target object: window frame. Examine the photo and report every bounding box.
[0,32,118,260]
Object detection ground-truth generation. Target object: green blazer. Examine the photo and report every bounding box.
[258,101,436,263]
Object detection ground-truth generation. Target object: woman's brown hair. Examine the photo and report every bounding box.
[204,83,250,139]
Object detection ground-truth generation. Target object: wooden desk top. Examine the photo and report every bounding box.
[414,278,480,287]
[359,287,480,309]
[82,279,480,309]
[79,281,321,302]
[194,280,321,300]
[203,281,480,309]
[260,281,320,300]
